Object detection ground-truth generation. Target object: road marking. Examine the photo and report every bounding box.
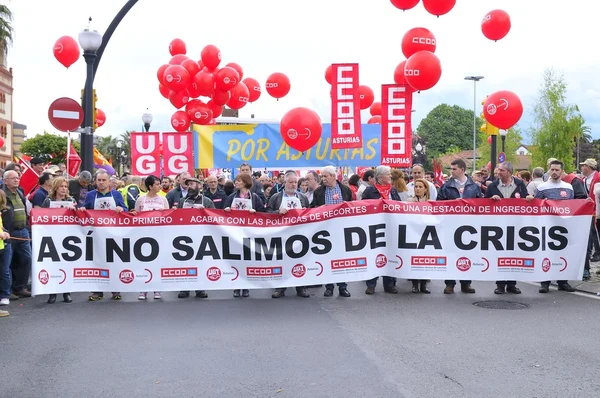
[53,110,80,119]
[521,281,600,301]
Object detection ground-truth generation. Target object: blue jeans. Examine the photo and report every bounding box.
[0,245,10,298]
[8,229,32,292]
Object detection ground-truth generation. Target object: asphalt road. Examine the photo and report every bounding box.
[1,281,599,398]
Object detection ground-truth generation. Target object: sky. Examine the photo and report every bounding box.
[5,0,600,145]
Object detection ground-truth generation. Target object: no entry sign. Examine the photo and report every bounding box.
[48,97,84,132]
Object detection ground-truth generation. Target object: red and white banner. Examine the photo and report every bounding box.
[131,132,161,176]
[331,63,362,149]
[162,132,194,176]
[31,199,592,294]
[380,84,413,167]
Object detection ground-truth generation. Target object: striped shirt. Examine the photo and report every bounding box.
[534,180,574,200]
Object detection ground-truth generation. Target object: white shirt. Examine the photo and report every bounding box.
[407,180,438,200]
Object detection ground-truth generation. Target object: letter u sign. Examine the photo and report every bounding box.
[163,132,194,175]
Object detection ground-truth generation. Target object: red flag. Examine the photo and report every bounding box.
[436,160,445,186]
[67,143,81,177]
[16,156,40,196]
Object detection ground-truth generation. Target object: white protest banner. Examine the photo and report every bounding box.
[31,199,593,295]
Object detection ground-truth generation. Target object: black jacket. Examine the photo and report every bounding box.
[484,178,528,199]
[311,181,353,207]
[203,188,228,209]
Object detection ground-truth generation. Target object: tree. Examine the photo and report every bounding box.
[0,5,13,57]
[119,130,132,169]
[530,69,579,172]
[20,132,80,164]
[476,127,524,169]
[569,107,594,167]
[417,104,484,157]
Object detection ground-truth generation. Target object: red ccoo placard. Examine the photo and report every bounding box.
[331,63,363,149]
[380,84,413,167]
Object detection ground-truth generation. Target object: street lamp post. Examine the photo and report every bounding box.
[464,76,484,172]
[142,108,153,132]
[78,18,102,173]
[499,129,508,154]
[116,141,123,176]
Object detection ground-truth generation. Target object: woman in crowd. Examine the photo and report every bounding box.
[224,173,265,298]
[390,169,409,201]
[297,178,308,195]
[131,175,169,300]
[407,178,431,294]
[348,174,360,200]
[42,177,77,304]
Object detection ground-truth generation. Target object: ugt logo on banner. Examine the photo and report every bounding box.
[131,132,161,175]
[162,132,194,176]
[331,63,363,149]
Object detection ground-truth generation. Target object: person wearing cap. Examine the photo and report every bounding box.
[29,157,45,175]
[177,177,215,300]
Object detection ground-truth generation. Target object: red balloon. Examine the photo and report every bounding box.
[243,77,261,102]
[181,59,201,78]
[266,72,291,99]
[169,89,190,109]
[171,110,191,132]
[225,63,244,81]
[53,36,80,68]
[169,54,189,65]
[325,65,332,84]
[422,0,455,16]
[207,100,223,118]
[483,90,523,130]
[359,85,375,110]
[370,102,381,116]
[487,136,493,145]
[404,51,442,91]
[482,10,511,41]
[390,0,420,11]
[215,67,240,91]
[212,89,231,106]
[208,119,217,125]
[186,99,205,116]
[227,82,249,110]
[157,64,169,84]
[393,61,408,85]
[0,137,4,148]
[368,116,381,124]
[280,107,322,152]
[95,109,106,127]
[188,103,213,125]
[187,83,202,98]
[169,38,186,56]
[192,71,215,97]
[201,44,221,71]
[163,65,191,92]
[401,27,436,58]
[158,83,170,99]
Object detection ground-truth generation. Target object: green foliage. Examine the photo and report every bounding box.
[20,132,80,164]
[417,104,485,156]
[0,5,13,53]
[530,69,580,172]
[476,127,524,169]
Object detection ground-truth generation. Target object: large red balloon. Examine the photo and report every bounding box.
[169,39,187,56]
[368,116,381,124]
[169,54,189,65]
[157,64,169,84]
[225,63,244,81]
[401,27,436,58]
[404,51,442,91]
[280,108,322,152]
[181,59,201,78]
[187,83,202,98]
[201,44,221,71]
[192,71,215,97]
[186,99,204,116]
[370,102,381,116]
[422,0,455,16]
[169,89,190,109]
[482,10,511,41]
[95,109,106,127]
[325,65,332,84]
[207,100,223,118]
[227,82,249,110]
[215,66,240,91]
[158,83,170,99]
[212,89,231,106]
[171,110,191,132]
[483,90,523,130]
[266,72,291,99]
[393,61,408,85]
[390,0,420,11]
[359,86,375,110]
[243,77,261,102]
[188,103,213,125]
[53,36,80,68]
[163,65,191,92]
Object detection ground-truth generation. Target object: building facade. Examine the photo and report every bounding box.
[0,64,12,168]
[13,121,25,157]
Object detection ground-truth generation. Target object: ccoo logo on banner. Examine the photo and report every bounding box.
[130,132,194,176]
[380,84,413,167]
[331,63,363,150]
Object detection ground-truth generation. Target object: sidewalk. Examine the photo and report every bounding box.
[556,261,600,295]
